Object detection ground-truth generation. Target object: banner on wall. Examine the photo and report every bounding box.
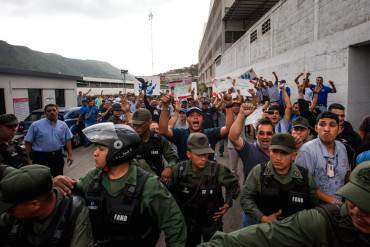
[13,98,30,121]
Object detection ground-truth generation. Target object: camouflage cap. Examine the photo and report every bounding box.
[0,165,53,214]
[336,161,370,213]
[0,114,18,126]
[187,132,214,155]
[292,117,310,129]
[132,108,152,125]
[269,133,296,153]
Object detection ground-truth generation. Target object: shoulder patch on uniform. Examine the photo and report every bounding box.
[263,166,273,176]
[293,169,302,178]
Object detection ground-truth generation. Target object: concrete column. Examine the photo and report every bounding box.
[313,0,319,41]
[348,46,370,128]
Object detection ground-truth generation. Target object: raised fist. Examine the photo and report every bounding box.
[160,94,172,107]
[240,103,256,117]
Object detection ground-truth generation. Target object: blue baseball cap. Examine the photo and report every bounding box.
[180,108,188,114]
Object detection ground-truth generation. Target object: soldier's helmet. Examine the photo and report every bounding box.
[83,122,141,168]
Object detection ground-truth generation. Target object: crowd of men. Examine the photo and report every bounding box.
[0,71,369,247]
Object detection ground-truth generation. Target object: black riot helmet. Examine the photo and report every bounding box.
[82,123,141,168]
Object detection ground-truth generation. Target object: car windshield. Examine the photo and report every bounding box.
[27,113,44,121]
[64,109,80,119]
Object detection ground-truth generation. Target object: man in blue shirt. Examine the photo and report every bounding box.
[159,94,233,161]
[78,98,98,128]
[310,76,337,113]
[296,112,349,206]
[78,99,98,146]
[25,104,73,176]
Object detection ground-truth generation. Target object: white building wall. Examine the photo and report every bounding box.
[65,89,77,108]
[0,74,77,116]
[216,0,370,127]
[43,89,56,105]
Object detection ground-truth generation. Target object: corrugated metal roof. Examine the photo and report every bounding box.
[223,0,280,29]
[0,67,81,80]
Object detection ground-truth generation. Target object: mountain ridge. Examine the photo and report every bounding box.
[0,40,129,79]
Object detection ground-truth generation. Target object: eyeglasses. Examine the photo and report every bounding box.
[257,131,273,136]
[46,109,57,112]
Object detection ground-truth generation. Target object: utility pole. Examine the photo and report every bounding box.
[120,69,128,94]
[149,10,154,76]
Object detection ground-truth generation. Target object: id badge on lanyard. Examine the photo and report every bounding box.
[326,159,335,178]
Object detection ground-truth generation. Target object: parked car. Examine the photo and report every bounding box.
[17,107,82,148]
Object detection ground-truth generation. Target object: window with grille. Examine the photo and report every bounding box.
[262,19,271,35]
[250,30,257,43]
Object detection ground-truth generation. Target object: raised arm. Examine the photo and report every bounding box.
[281,84,292,121]
[272,72,278,85]
[309,84,322,112]
[159,95,174,139]
[168,101,181,129]
[294,72,304,85]
[220,92,234,138]
[328,80,337,93]
[83,89,91,97]
[229,103,256,150]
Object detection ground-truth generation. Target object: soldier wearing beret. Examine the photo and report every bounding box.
[0,114,30,168]
[240,133,319,225]
[198,161,370,247]
[0,165,93,247]
[169,132,239,247]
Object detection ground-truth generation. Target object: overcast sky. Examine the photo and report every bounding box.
[0,0,210,76]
